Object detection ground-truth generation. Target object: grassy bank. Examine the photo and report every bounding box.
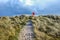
[32,15,60,40]
[1,15,60,40]
[0,15,28,40]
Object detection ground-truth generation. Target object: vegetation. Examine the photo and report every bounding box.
[1,15,60,40]
[32,15,60,40]
[0,15,28,40]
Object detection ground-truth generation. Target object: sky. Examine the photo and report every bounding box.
[0,0,60,16]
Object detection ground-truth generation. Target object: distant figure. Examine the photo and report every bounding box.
[32,12,35,16]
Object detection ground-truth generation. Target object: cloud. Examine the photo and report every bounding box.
[32,0,58,9]
[24,0,33,6]
[28,0,60,15]
[0,0,9,3]
[0,0,60,16]
[19,0,34,6]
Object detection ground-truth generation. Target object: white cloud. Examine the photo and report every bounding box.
[32,0,58,10]
[19,0,34,6]
[19,0,24,3]
[0,0,9,3]
[25,0,33,6]
[19,0,59,10]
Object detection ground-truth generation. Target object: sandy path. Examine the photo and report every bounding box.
[18,21,35,40]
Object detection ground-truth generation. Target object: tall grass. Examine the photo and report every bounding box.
[1,15,60,40]
[32,15,60,40]
[0,15,28,40]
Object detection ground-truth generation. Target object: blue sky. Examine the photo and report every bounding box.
[0,0,60,16]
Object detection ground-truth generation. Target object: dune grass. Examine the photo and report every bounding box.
[0,15,60,40]
[0,15,28,40]
[32,15,60,40]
